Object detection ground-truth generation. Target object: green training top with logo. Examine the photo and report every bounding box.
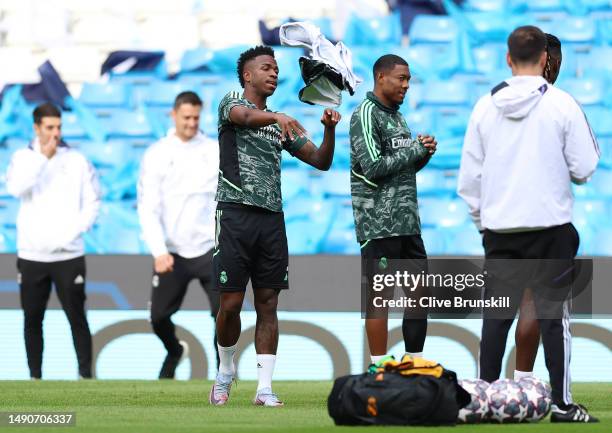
[216,91,308,212]
[350,91,429,243]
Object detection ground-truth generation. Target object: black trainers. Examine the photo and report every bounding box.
[158,340,189,379]
[551,403,599,423]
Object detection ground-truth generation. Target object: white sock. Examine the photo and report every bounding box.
[217,343,237,375]
[514,370,533,381]
[256,354,276,392]
[405,352,423,358]
[370,354,386,364]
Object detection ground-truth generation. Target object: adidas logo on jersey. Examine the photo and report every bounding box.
[74,275,84,284]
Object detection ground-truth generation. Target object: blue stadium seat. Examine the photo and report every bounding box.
[401,108,436,136]
[589,167,612,196]
[416,169,443,196]
[140,81,205,107]
[281,168,310,202]
[472,44,505,74]
[343,12,402,46]
[464,0,507,12]
[89,201,146,254]
[550,16,597,44]
[427,135,463,169]
[321,201,359,254]
[420,80,472,107]
[590,228,612,256]
[572,199,608,228]
[444,225,484,255]
[584,106,612,137]
[0,198,19,227]
[409,16,459,44]
[0,225,16,253]
[392,44,458,79]
[419,197,470,228]
[79,82,132,109]
[464,12,519,43]
[435,107,471,138]
[509,0,564,12]
[309,169,350,197]
[583,47,612,77]
[61,112,88,139]
[102,109,155,139]
[598,137,612,169]
[421,228,446,255]
[557,77,605,106]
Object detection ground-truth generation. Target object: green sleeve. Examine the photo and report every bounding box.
[218,91,247,126]
[350,104,427,181]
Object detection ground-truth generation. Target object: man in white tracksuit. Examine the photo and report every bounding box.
[458,26,600,423]
[138,91,220,379]
[6,102,100,379]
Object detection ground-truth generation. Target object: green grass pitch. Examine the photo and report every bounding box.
[1,381,610,432]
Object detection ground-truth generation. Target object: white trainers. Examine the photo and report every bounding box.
[253,387,284,407]
[209,372,234,406]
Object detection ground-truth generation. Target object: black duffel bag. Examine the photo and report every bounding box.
[328,360,470,426]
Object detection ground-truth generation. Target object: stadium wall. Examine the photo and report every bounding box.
[1,254,611,381]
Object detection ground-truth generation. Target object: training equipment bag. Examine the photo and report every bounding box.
[327,355,470,426]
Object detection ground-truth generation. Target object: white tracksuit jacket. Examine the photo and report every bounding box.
[137,130,218,259]
[457,75,600,232]
[6,141,100,262]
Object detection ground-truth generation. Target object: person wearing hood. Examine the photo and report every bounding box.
[138,91,220,379]
[458,26,599,423]
[6,102,100,379]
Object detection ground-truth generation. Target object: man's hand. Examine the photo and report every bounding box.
[418,134,437,154]
[40,137,58,159]
[320,109,341,128]
[154,253,174,274]
[274,113,306,141]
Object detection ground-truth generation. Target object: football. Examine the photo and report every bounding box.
[519,376,552,422]
[486,379,529,423]
[457,379,490,423]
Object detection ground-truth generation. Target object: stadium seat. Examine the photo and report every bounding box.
[0,226,17,253]
[408,16,459,44]
[435,107,472,138]
[590,228,612,256]
[321,200,359,254]
[419,198,470,228]
[464,0,507,12]
[509,0,564,12]
[572,199,608,229]
[427,135,463,169]
[89,201,146,254]
[140,81,205,107]
[421,228,446,255]
[420,80,472,107]
[342,12,403,46]
[61,112,88,139]
[583,47,612,77]
[444,225,484,256]
[416,169,443,196]
[392,44,458,80]
[557,77,605,106]
[472,44,505,74]
[550,16,597,44]
[402,108,436,136]
[79,82,132,110]
[102,110,155,139]
[281,168,310,202]
[309,170,350,198]
[0,199,19,227]
[589,167,612,196]
[584,106,612,137]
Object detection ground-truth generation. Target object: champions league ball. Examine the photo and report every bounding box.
[519,377,552,422]
[457,379,490,423]
[486,379,529,423]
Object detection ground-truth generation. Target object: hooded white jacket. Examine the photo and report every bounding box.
[457,75,600,232]
[137,130,218,259]
[6,142,100,262]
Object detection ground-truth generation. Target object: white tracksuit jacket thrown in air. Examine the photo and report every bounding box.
[137,129,218,259]
[6,141,100,262]
[457,75,600,232]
